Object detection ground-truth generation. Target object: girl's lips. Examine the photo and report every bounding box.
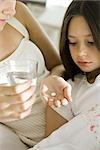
[77,61,92,67]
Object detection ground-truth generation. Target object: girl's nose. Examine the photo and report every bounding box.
[78,50,87,57]
[78,44,88,57]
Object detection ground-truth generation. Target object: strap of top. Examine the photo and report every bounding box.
[7,17,29,38]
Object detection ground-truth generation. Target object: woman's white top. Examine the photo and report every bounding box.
[0,17,49,146]
[32,74,100,150]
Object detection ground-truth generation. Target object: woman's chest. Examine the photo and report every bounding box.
[0,24,23,61]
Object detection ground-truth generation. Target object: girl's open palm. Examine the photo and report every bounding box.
[40,75,72,107]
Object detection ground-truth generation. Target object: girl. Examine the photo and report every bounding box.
[0,0,61,150]
[33,0,100,149]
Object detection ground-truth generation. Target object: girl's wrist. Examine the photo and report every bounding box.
[51,65,65,77]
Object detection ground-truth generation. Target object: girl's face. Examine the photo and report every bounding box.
[0,0,16,31]
[68,16,100,72]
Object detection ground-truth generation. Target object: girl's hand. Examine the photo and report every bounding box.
[40,75,72,108]
[0,81,36,122]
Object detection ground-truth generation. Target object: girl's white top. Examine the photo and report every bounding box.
[32,74,100,150]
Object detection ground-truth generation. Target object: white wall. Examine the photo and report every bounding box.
[46,0,72,8]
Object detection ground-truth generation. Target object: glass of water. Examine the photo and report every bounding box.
[7,59,38,87]
[0,64,9,85]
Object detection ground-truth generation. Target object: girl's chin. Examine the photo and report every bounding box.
[78,66,93,73]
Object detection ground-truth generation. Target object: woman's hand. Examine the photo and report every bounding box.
[40,75,72,108]
[0,81,36,122]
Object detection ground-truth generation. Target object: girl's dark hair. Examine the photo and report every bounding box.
[60,0,100,81]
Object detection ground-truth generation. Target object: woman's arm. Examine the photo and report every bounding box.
[15,1,61,70]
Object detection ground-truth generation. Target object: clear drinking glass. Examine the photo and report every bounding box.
[0,64,9,85]
[7,59,38,87]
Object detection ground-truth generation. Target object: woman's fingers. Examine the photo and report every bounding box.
[0,106,32,122]
[0,86,35,110]
[0,81,36,122]
[14,94,36,113]
[0,80,32,95]
[0,95,34,122]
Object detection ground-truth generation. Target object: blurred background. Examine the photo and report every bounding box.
[21,0,72,48]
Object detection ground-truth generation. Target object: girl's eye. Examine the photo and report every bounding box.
[68,39,77,46]
[68,42,77,46]
[87,41,95,45]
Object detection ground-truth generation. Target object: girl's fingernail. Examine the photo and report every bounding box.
[62,99,68,105]
[56,100,61,107]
